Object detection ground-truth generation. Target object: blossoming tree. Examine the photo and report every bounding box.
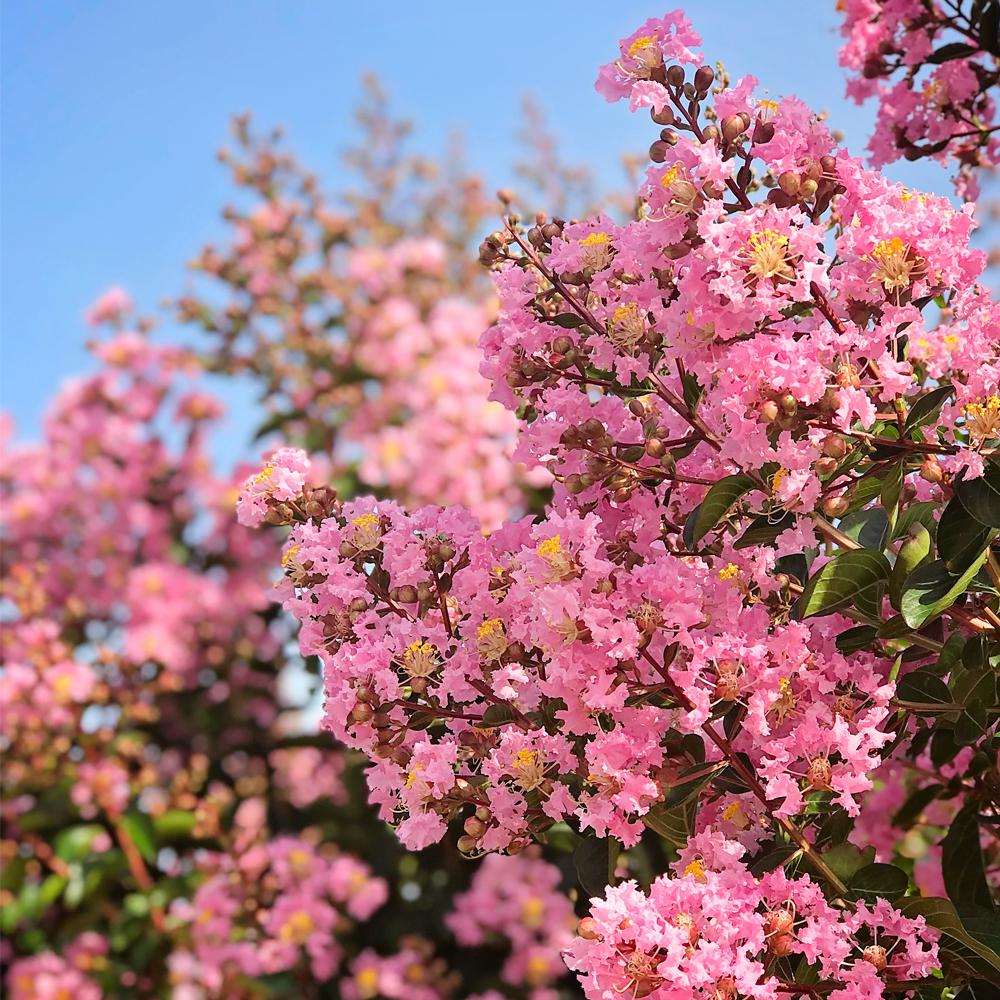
[246,9,1000,999]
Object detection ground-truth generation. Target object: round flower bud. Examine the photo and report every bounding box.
[822,495,850,518]
[863,945,888,971]
[822,434,848,459]
[920,457,944,483]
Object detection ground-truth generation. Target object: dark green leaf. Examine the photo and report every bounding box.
[892,783,943,829]
[573,835,619,898]
[839,507,889,551]
[661,763,727,809]
[734,510,796,549]
[937,496,998,573]
[926,42,979,63]
[848,862,909,903]
[896,669,954,714]
[836,625,878,654]
[793,549,891,620]
[479,703,521,727]
[550,312,584,328]
[687,475,757,545]
[642,799,696,847]
[955,464,1000,528]
[944,806,993,909]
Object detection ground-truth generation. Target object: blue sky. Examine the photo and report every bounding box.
[2,1,954,451]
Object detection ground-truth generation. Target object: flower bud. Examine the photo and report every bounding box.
[577,917,602,940]
[694,65,715,93]
[666,65,685,87]
[822,495,849,518]
[651,106,676,126]
[721,115,746,141]
[645,437,667,459]
[863,945,888,972]
[463,815,487,838]
[919,457,944,483]
[778,171,801,195]
[769,932,795,957]
[822,434,848,459]
[759,400,780,423]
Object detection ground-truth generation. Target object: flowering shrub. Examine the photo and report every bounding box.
[837,0,1000,196]
[252,8,1000,997]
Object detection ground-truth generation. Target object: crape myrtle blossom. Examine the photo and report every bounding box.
[836,0,1000,196]
[566,831,938,1000]
[7,301,574,999]
[446,851,576,992]
[260,495,898,853]
[168,829,390,992]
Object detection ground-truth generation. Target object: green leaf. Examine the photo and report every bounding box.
[121,810,156,864]
[550,312,584,328]
[898,896,1000,980]
[687,475,757,545]
[892,783,943,829]
[904,384,955,431]
[892,500,939,541]
[896,669,954,714]
[153,810,197,842]
[926,42,979,63]
[944,805,993,910]
[901,553,991,628]
[793,549,891,620]
[819,843,876,882]
[889,523,933,609]
[642,799,696,847]
[661,763,727,809]
[573,836,619,898]
[836,625,878,654]
[479,703,522,727]
[734,511,796,549]
[839,507,889,551]
[937,496,998,574]
[955,464,1000,528]
[54,824,106,862]
[847,862,909,903]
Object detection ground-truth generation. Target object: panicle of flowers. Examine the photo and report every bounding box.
[168,824,389,991]
[567,831,938,1000]
[445,850,576,991]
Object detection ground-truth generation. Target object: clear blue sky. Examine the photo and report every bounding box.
[2,1,953,449]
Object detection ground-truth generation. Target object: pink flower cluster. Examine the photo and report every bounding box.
[446,850,575,992]
[7,933,108,1000]
[837,0,1000,194]
[567,831,938,1000]
[272,496,895,852]
[169,833,389,992]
